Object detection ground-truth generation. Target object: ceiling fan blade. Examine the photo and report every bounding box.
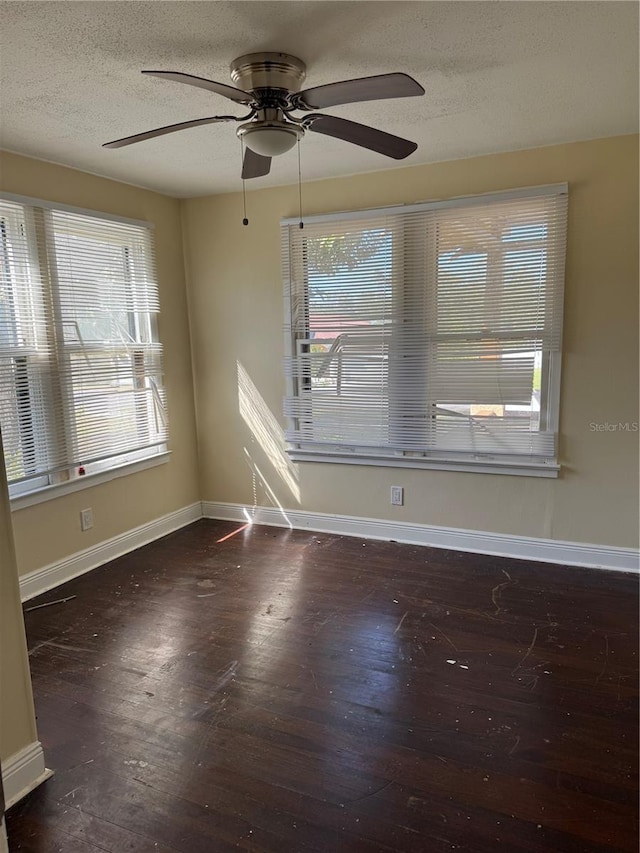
[142,70,253,105]
[242,148,271,179]
[306,114,417,160]
[103,116,236,148]
[294,73,424,111]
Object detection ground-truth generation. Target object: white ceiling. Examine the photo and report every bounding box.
[1,1,638,198]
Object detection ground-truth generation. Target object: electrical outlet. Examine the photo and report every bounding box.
[390,486,404,506]
[80,508,93,531]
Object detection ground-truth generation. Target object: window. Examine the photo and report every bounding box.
[0,194,168,498]
[282,185,567,476]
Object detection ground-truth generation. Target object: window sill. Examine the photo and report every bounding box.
[287,450,560,478]
[10,451,171,511]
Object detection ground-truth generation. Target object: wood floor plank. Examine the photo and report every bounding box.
[7,520,639,852]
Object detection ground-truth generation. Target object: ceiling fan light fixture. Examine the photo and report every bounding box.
[240,124,302,157]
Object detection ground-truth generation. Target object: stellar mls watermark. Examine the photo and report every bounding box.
[589,421,639,432]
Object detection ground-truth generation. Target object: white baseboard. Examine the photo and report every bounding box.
[2,741,52,810]
[202,501,639,573]
[19,502,203,602]
[16,498,638,605]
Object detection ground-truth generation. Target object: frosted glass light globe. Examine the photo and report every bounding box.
[243,126,300,157]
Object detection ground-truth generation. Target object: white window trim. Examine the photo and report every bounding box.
[0,192,153,230]
[287,449,560,478]
[10,449,170,510]
[282,183,568,226]
[282,184,567,478]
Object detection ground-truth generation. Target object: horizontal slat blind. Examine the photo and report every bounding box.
[0,196,167,488]
[0,199,55,483]
[283,187,567,466]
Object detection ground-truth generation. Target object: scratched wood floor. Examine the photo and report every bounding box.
[6,519,639,852]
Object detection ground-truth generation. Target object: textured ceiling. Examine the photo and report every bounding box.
[0,1,638,198]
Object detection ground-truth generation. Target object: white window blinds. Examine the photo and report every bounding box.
[282,185,567,474]
[0,195,167,492]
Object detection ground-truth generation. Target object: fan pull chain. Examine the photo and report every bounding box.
[297,139,304,229]
[240,138,249,226]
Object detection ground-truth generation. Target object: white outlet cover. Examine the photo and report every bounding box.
[390,487,404,506]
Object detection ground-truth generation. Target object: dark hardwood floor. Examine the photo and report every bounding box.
[6,519,639,852]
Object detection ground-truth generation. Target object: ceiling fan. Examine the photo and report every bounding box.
[103,52,425,178]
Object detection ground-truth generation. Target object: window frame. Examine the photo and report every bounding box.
[0,192,168,503]
[282,184,567,478]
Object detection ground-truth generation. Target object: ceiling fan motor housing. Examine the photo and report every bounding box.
[230,52,307,100]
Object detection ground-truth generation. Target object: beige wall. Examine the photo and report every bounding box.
[0,431,37,762]
[0,137,637,577]
[0,152,200,576]
[182,135,639,549]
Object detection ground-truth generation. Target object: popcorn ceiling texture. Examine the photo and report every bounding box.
[0,1,638,197]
